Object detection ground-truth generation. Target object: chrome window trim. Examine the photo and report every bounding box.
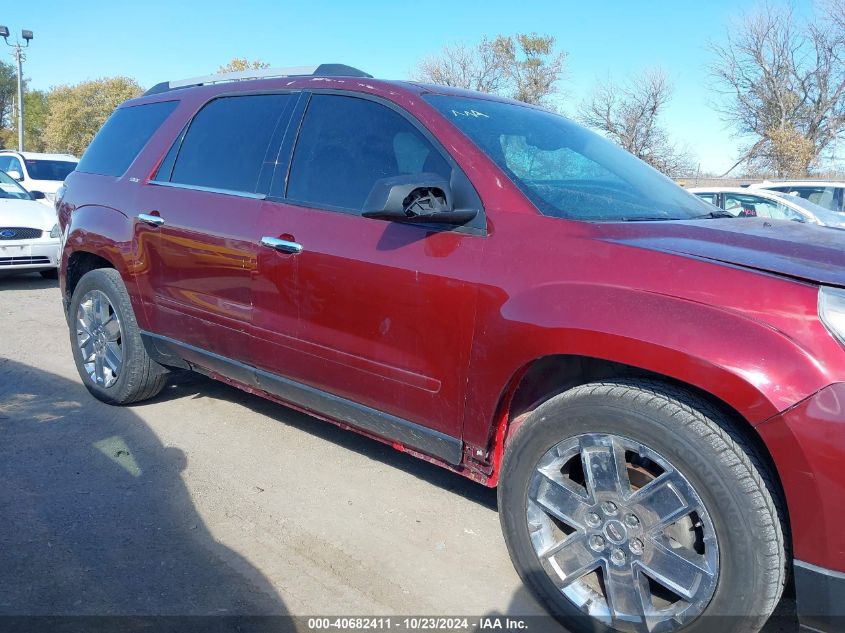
[147,180,267,200]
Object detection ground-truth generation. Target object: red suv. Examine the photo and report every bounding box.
[58,64,844,633]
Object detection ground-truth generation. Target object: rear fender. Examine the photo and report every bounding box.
[62,204,146,327]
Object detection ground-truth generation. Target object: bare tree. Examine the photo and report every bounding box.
[415,33,566,108]
[579,69,695,177]
[415,39,506,94]
[709,3,845,177]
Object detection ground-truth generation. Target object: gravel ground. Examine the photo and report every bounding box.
[0,272,798,632]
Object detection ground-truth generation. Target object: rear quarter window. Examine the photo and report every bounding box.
[77,101,178,177]
[166,94,292,194]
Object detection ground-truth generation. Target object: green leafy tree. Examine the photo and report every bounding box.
[0,61,20,148]
[42,77,143,156]
[22,90,49,152]
[492,34,567,107]
[217,58,271,73]
[1,90,50,151]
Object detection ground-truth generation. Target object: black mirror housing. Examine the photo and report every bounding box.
[362,173,477,225]
[364,173,452,214]
[30,190,46,200]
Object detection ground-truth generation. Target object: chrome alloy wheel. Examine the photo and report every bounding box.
[76,289,123,388]
[527,433,719,633]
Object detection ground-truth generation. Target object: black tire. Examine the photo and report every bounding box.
[498,379,787,633]
[40,268,58,279]
[68,268,168,404]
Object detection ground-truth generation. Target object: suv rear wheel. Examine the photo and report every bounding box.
[68,268,168,404]
[499,379,787,633]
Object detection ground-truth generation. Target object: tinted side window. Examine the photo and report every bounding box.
[724,193,804,221]
[77,101,178,177]
[170,94,291,194]
[7,157,23,178]
[154,124,188,182]
[790,186,834,210]
[694,193,718,206]
[287,95,452,211]
[0,156,9,171]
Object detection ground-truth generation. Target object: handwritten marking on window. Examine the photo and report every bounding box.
[451,109,489,118]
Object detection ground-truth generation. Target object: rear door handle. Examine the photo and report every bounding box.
[260,236,303,255]
[138,213,165,227]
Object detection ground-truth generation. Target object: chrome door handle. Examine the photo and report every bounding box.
[260,236,303,254]
[138,213,165,227]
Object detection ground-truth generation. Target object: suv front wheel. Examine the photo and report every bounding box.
[68,268,169,404]
[498,379,787,633]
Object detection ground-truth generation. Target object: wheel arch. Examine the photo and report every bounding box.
[61,203,143,325]
[483,353,790,545]
[64,251,115,310]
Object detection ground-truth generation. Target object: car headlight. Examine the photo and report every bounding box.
[49,223,60,239]
[818,286,845,345]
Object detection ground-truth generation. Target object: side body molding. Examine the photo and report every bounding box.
[140,332,464,465]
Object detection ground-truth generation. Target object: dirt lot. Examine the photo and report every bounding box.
[0,273,797,631]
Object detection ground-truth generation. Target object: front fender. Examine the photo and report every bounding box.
[463,281,836,448]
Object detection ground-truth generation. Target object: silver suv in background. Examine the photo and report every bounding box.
[750,180,845,213]
[689,186,845,227]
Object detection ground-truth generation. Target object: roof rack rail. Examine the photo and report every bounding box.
[143,63,372,96]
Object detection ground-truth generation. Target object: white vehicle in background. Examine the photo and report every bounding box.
[749,180,845,213]
[0,150,79,206]
[688,186,845,228]
[0,169,61,278]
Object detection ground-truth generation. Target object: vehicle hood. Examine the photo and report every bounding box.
[597,217,845,287]
[0,197,57,230]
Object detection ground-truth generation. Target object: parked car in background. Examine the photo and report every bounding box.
[749,180,845,213]
[689,186,845,228]
[58,64,845,633]
[0,169,60,278]
[0,150,79,206]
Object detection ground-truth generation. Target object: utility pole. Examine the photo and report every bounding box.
[0,26,34,152]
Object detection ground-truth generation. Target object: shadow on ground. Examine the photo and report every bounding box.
[0,338,799,632]
[0,358,287,627]
[151,371,498,511]
[152,372,799,632]
[0,271,60,291]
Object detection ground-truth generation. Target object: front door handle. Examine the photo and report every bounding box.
[260,236,303,255]
[138,213,165,227]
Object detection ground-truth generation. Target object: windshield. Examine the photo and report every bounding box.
[425,95,713,221]
[0,170,35,200]
[24,159,77,181]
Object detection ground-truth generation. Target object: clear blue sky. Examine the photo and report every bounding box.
[2,0,816,173]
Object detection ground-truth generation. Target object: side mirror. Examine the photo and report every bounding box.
[7,169,22,181]
[362,174,478,225]
[30,190,46,200]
